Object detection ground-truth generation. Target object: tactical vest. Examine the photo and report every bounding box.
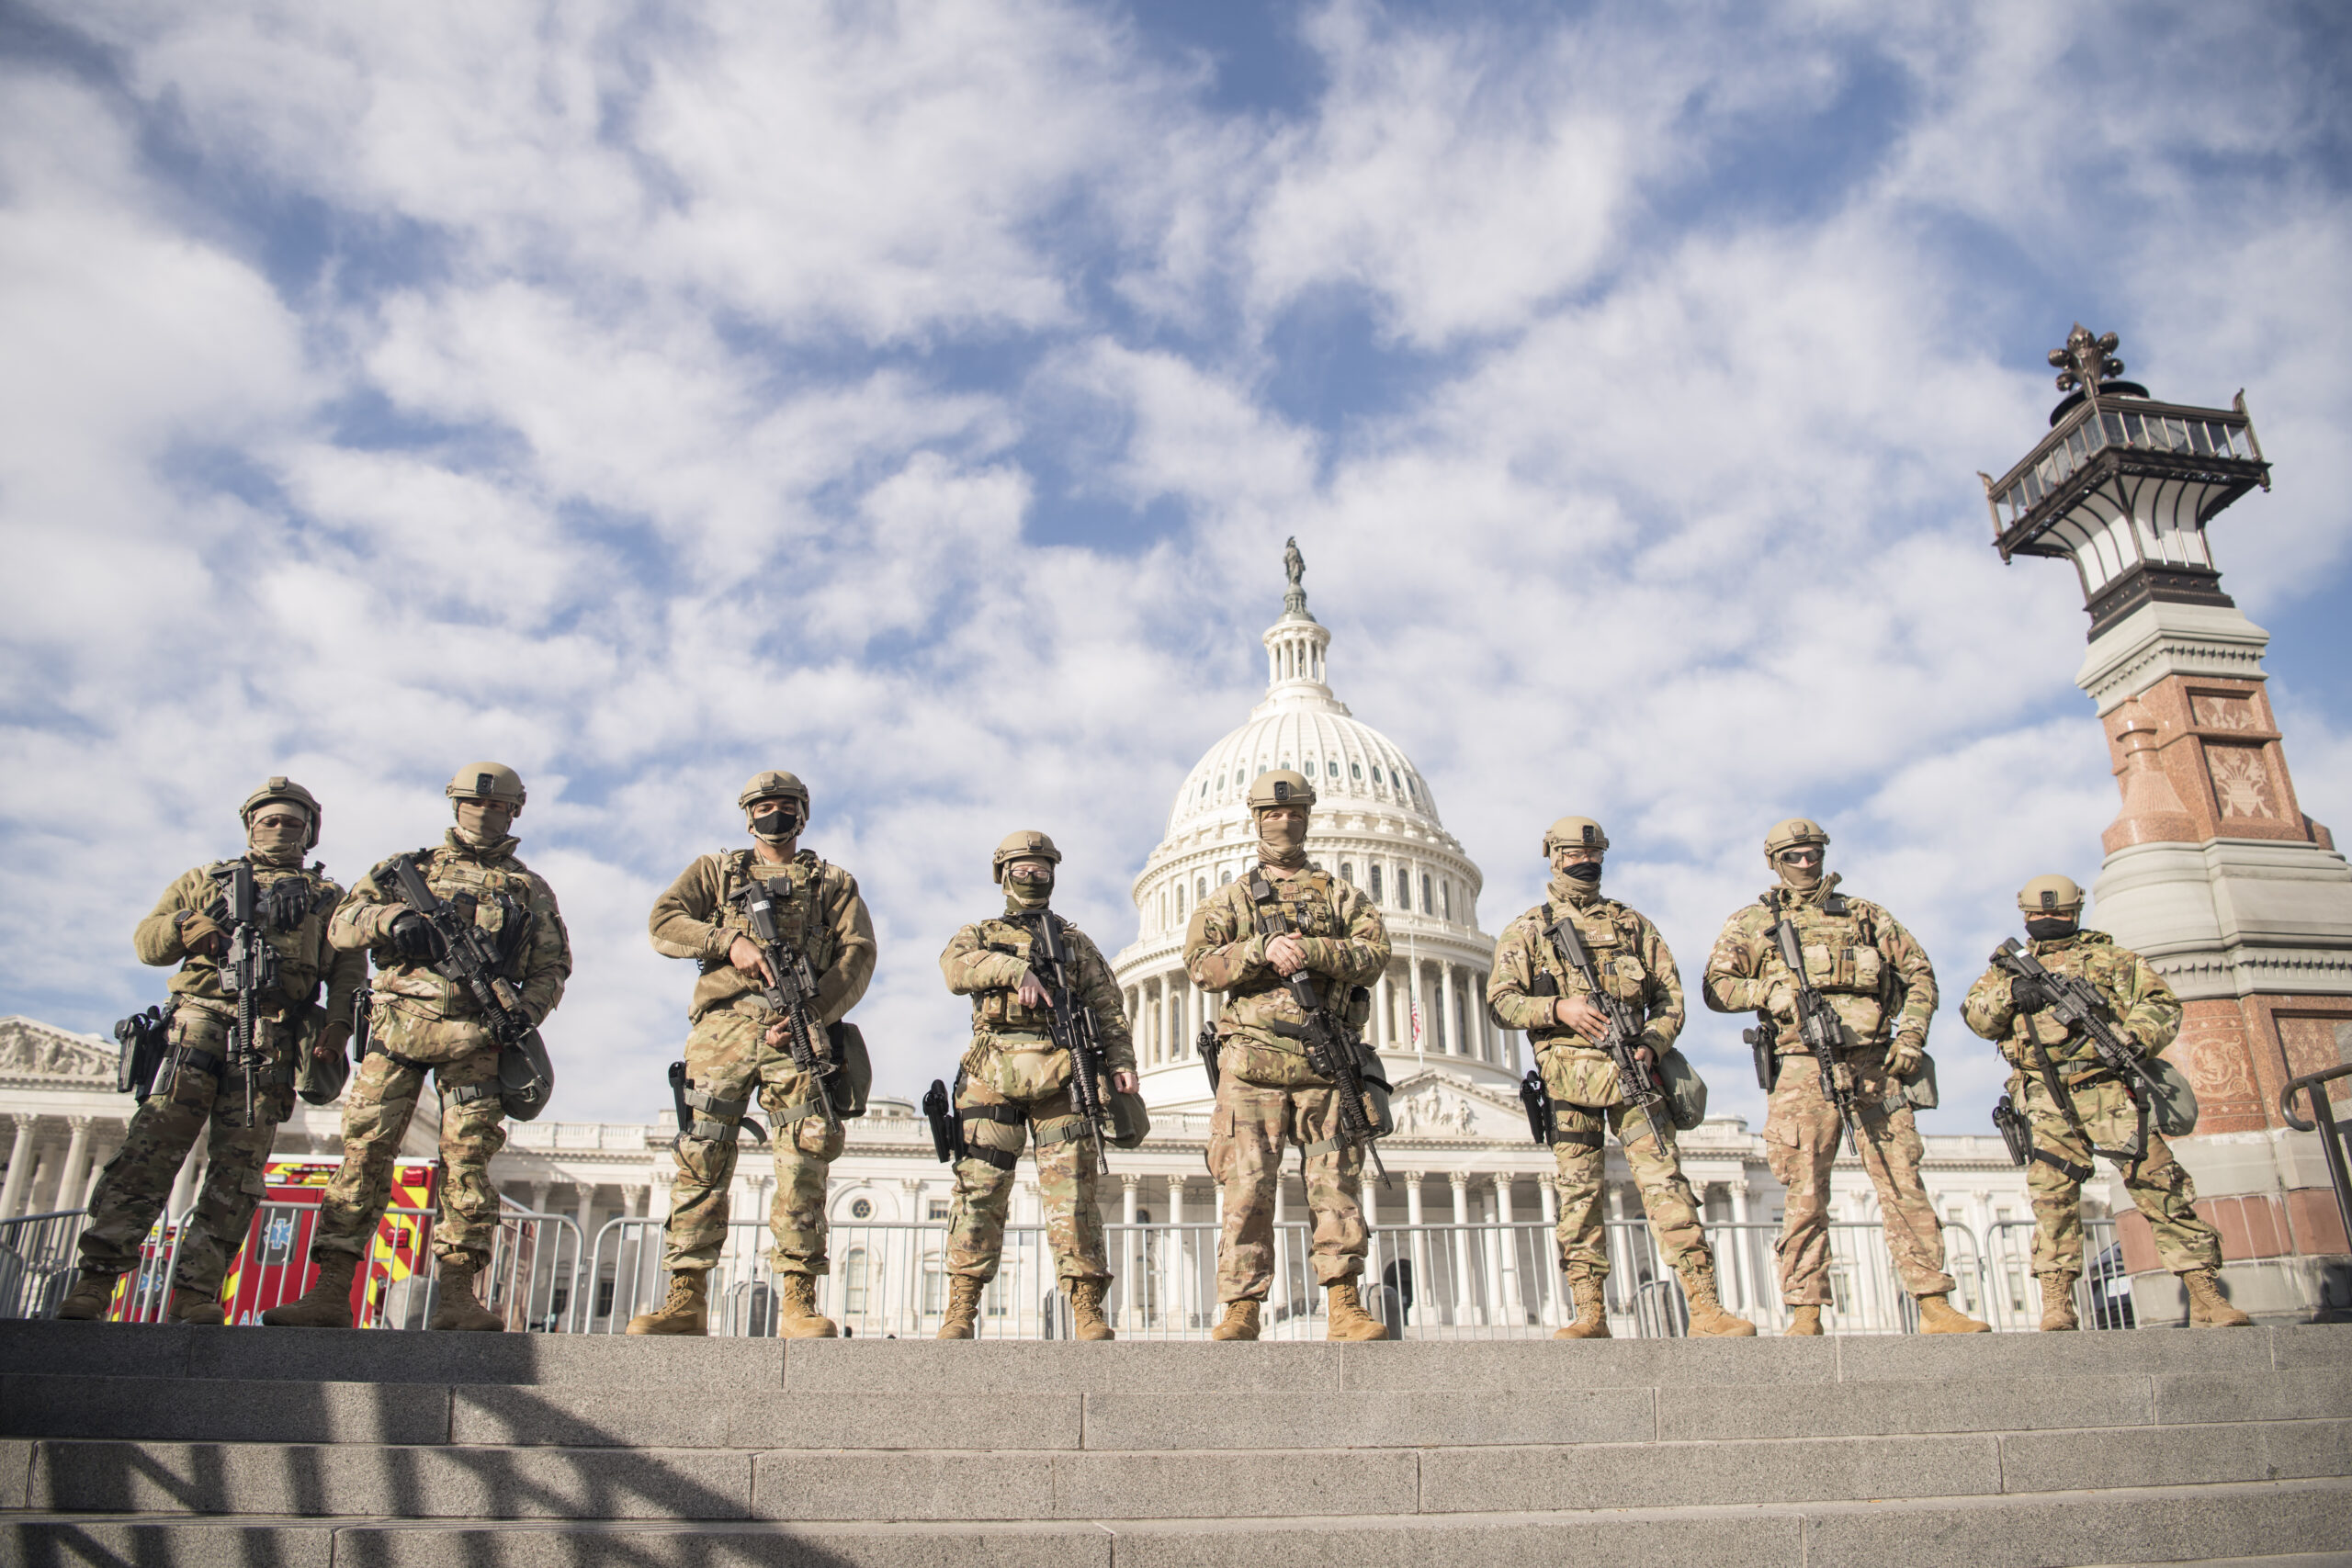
[968,913,1063,1034]
[372,845,537,1012]
[1229,868,1343,999]
[1525,899,1652,1053]
[710,849,843,979]
[1770,890,1886,998]
[2002,937,2120,1070]
[174,858,342,1012]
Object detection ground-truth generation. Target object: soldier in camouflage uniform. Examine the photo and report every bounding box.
[628,770,876,1338]
[266,763,571,1333]
[1962,874,2248,1330]
[1487,818,1755,1339]
[1702,818,1988,1335]
[59,780,363,1325]
[1187,769,1392,1342]
[934,830,1139,1341]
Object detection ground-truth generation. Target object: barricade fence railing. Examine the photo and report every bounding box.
[7,1201,2139,1338]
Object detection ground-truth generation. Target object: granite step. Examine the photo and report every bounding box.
[6,1478,2349,1568]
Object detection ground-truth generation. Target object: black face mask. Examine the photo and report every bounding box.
[1562,863,1602,883]
[752,807,800,841]
[2025,917,2078,942]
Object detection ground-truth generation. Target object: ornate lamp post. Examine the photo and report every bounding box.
[1984,325,2352,1322]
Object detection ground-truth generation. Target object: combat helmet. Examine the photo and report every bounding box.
[991,829,1062,885]
[447,763,526,807]
[1542,816,1609,856]
[738,770,810,812]
[242,776,323,852]
[1246,769,1317,811]
[1762,817,1830,863]
[2018,874,2086,916]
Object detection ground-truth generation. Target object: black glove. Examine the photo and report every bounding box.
[2008,974,2049,1013]
[390,911,447,963]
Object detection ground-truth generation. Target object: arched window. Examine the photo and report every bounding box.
[1369,865,1384,901]
[1219,868,1233,886]
[1195,877,1207,900]
[1339,863,1354,885]
[1442,880,1453,920]
[1175,883,1185,918]
[1421,874,1433,914]
[1351,761,1363,780]
[843,1247,870,1315]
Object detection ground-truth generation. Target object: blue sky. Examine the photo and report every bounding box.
[3,0,2347,1133]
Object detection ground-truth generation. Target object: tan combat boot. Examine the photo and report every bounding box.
[1917,1292,1991,1334]
[1783,1304,1824,1336]
[936,1276,983,1340]
[2183,1267,2253,1328]
[1678,1264,1758,1337]
[1069,1278,1116,1341]
[2038,1271,2080,1332]
[1209,1299,1261,1340]
[263,1254,358,1328]
[777,1272,838,1338]
[1553,1277,1611,1339]
[1325,1280,1389,1341]
[53,1272,119,1322]
[167,1288,226,1325]
[625,1271,707,1336]
[430,1258,506,1332]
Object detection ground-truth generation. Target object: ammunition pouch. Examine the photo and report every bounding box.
[114,1005,171,1101]
[1657,1048,1708,1132]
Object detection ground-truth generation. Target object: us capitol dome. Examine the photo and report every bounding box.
[1112,551,1528,1116]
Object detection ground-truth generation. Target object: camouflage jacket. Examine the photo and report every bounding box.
[1185,862,1389,1088]
[941,901,1136,1096]
[1961,929,2179,1073]
[332,830,571,1031]
[1487,881,1685,1059]
[1701,875,1936,1051]
[649,847,875,1026]
[135,856,366,1032]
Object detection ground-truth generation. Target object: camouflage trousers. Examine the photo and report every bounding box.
[945,1079,1106,1285]
[78,1005,292,1294]
[313,1045,506,1268]
[2015,1070,2220,1275]
[1762,1045,1953,1304]
[1549,1098,1713,1282]
[1208,1076,1367,1302]
[662,1007,845,1279]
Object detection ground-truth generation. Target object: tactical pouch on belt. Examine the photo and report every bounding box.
[293,1000,351,1106]
[1658,1048,1708,1132]
[1355,1041,1395,1136]
[1883,1053,1939,1115]
[826,1021,873,1119]
[1108,1087,1151,1149]
[2145,1055,2199,1137]
[497,1029,556,1121]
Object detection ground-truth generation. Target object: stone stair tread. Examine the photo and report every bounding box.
[4,1478,2347,1567]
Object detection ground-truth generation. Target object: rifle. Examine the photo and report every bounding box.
[1017,912,1110,1177]
[1990,938,2153,1163]
[390,855,532,1043]
[1768,890,1868,1160]
[219,862,277,1127]
[1243,872,1387,1185]
[734,879,839,1132]
[1543,914,1667,1145]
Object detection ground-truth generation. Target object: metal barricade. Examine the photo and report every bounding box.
[1979,1216,2131,1331]
[0,1210,88,1320]
[2282,1062,2352,1259]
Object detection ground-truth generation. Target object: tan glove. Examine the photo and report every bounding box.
[177,911,227,958]
[1884,1034,1926,1078]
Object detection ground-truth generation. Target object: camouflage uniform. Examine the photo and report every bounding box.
[937,906,1135,1285]
[1487,878,1713,1282]
[1187,863,1390,1303]
[1962,931,2220,1276]
[78,857,362,1296]
[648,847,875,1278]
[313,830,571,1268]
[1702,876,1953,1304]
